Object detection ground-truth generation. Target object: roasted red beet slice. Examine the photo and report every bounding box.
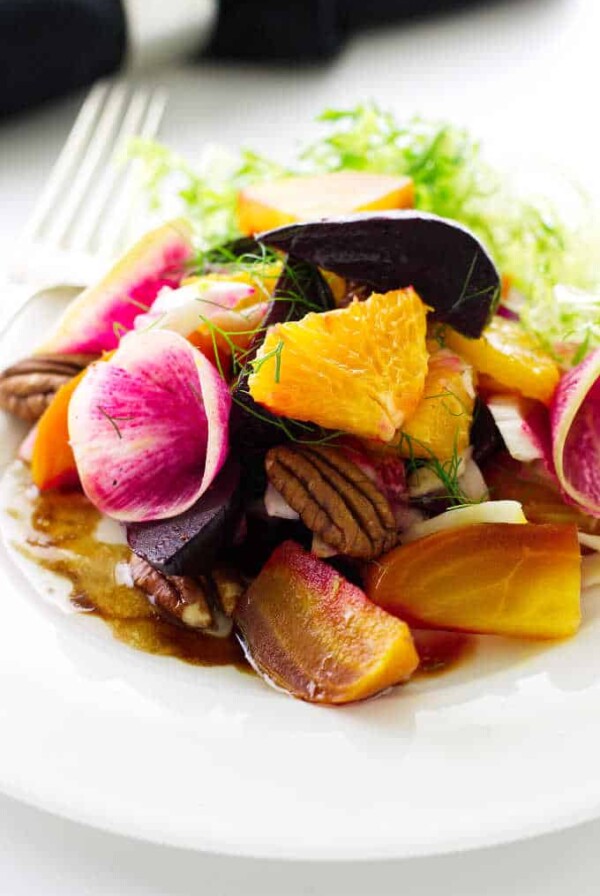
[126,459,241,576]
[258,211,501,338]
[235,540,419,704]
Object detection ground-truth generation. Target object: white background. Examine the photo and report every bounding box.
[1,0,600,891]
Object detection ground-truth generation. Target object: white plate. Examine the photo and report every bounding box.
[0,290,599,861]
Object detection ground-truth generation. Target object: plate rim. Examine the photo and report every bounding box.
[1,286,600,861]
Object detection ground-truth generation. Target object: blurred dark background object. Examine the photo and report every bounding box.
[0,0,127,117]
[0,0,494,118]
[209,0,487,62]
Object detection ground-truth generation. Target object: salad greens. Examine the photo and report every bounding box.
[129,102,600,354]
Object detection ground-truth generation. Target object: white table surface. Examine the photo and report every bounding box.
[1,0,600,891]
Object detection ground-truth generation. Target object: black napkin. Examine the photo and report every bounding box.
[0,0,127,117]
[209,0,485,61]
[0,0,485,117]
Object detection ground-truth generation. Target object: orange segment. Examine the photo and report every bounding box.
[237,172,414,235]
[248,288,429,441]
[31,353,113,491]
[396,343,475,459]
[445,317,560,404]
[31,370,86,491]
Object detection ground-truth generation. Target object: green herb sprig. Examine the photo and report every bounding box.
[397,430,478,507]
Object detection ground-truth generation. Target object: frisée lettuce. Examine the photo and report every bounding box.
[129,102,600,356]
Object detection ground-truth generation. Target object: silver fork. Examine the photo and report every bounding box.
[10,81,167,287]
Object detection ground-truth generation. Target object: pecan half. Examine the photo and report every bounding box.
[0,353,98,422]
[130,555,245,630]
[131,554,214,629]
[265,444,397,559]
[211,566,245,617]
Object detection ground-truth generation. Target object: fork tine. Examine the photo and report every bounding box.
[45,82,128,250]
[21,82,109,244]
[140,87,168,140]
[70,88,151,253]
[95,87,168,258]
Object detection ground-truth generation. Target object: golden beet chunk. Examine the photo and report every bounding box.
[365,523,581,639]
[237,172,414,235]
[235,541,419,704]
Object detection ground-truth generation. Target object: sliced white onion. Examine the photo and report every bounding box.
[487,395,546,463]
[582,553,600,590]
[579,531,600,552]
[407,454,468,498]
[401,500,527,544]
[406,449,488,502]
[263,482,299,520]
[460,455,489,502]
[135,279,256,337]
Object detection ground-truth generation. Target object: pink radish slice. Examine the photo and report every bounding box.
[134,280,256,336]
[38,219,195,355]
[264,483,299,520]
[551,348,600,517]
[68,330,231,522]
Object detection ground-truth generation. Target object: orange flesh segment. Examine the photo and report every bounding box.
[445,317,560,405]
[366,523,581,639]
[235,540,419,704]
[396,344,475,459]
[248,288,429,441]
[31,353,114,491]
[31,370,87,490]
[236,172,414,235]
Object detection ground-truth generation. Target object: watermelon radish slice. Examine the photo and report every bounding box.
[551,348,600,517]
[68,329,231,522]
[37,219,195,355]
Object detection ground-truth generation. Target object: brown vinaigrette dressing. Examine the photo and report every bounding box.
[412,628,474,676]
[12,474,467,679]
[21,486,246,669]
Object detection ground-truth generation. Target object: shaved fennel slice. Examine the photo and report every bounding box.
[401,500,526,544]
